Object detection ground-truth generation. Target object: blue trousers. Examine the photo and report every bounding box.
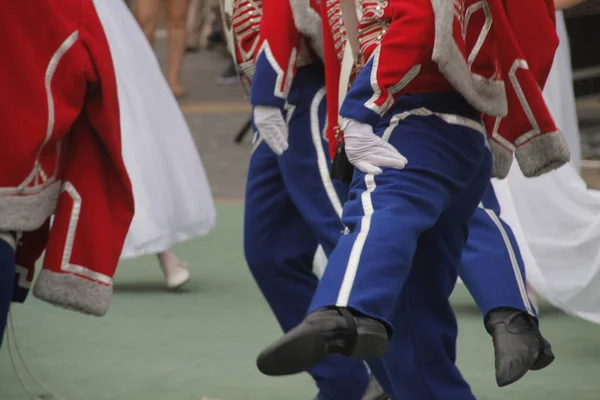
[244,66,370,400]
[311,93,492,400]
[0,234,16,349]
[460,183,535,318]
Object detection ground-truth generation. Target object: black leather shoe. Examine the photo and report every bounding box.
[310,373,390,400]
[485,308,555,387]
[257,307,389,376]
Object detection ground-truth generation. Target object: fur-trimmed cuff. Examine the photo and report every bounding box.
[33,270,111,316]
[515,131,570,177]
[489,140,514,179]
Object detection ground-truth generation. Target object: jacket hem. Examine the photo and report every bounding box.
[33,269,112,317]
[515,131,570,177]
[0,180,61,231]
[489,139,513,179]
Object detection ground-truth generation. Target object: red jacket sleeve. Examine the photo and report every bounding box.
[340,0,436,125]
[250,0,302,107]
[40,0,134,316]
[231,0,263,91]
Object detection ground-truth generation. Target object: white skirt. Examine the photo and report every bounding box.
[492,12,600,324]
[93,0,216,259]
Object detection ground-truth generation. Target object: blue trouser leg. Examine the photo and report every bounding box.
[311,93,490,399]
[459,182,536,318]
[0,233,16,349]
[244,66,368,400]
[373,151,492,400]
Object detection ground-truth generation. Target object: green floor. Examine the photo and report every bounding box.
[1,203,600,400]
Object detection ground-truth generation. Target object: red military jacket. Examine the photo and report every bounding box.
[231,0,324,107]
[322,0,568,178]
[0,0,134,316]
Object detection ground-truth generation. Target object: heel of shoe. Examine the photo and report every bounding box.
[531,346,555,371]
[350,323,389,360]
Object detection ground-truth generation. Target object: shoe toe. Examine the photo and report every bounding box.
[495,354,530,387]
[166,267,191,289]
[257,326,326,376]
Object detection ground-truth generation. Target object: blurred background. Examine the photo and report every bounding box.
[1,2,600,400]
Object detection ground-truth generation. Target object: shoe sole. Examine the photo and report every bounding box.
[166,274,191,290]
[257,329,326,376]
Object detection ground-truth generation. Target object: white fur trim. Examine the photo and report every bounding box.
[515,131,570,177]
[0,180,61,231]
[34,269,112,317]
[289,0,324,60]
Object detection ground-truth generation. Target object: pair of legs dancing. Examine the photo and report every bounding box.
[246,88,553,399]
[245,66,379,400]
[134,0,190,97]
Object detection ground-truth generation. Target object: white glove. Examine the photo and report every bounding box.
[342,118,408,175]
[253,105,289,155]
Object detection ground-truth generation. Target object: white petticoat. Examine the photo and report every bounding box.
[92,0,216,259]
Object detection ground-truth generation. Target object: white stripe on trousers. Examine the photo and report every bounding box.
[336,174,377,307]
[478,203,534,315]
[309,87,343,278]
[309,87,344,219]
[333,108,485,306]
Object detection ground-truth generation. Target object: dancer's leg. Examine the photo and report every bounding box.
[133,0,161,46]
[166,0,190,96]
[157,250,190,289]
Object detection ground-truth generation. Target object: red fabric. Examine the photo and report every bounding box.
[231,0,263,88]
[321,0,343,159]
[484,0,559,153]
[0,0,134,289]
[322,0,558,159]
[358,1,455,115]
[256,0,302,96]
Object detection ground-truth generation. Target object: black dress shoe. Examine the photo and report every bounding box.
[485,308,555,387]
[257,307,389,376]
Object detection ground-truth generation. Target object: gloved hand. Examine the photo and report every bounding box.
[253,105,289,155]
[342,118,407,175]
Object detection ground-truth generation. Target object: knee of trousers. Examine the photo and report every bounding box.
[243,234,317,282]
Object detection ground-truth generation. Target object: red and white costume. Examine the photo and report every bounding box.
[323,0,569,178]
[230,0,325,107]
[0,0,134,316]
